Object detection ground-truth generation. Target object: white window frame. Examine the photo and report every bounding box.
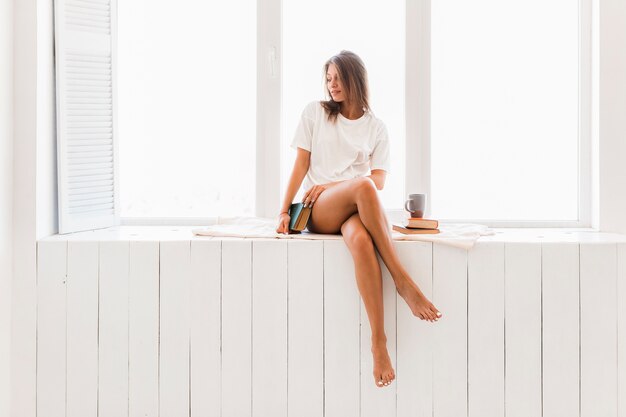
[121,0,593,228]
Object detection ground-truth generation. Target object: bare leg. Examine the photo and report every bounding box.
[308,177,442,321]
[341,213,395,387]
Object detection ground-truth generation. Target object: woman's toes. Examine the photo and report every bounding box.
[376,375,391,387]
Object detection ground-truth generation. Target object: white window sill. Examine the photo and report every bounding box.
[39,225,626,244]
[120,212,594,229]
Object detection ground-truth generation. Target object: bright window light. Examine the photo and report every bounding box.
[118,0,256,217]
[431,0,579,221]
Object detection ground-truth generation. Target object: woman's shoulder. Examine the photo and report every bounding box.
[301,100,324,118]
[367,112,388,137]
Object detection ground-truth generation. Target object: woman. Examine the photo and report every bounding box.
[276,50,442,388]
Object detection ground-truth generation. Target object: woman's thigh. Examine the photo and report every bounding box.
[307,177,372,234]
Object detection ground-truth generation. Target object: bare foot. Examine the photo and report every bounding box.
[371,340,395,387]
[396,278,442,322]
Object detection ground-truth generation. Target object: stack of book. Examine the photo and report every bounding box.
[392,217,440,234]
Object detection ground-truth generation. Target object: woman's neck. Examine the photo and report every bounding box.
[340,103,364,120]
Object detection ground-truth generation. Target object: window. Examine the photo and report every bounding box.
[112,0,589,226]
[430,0,584,223]
[118,0,257,218]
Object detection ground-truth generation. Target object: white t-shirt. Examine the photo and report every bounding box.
[290,101,391,193]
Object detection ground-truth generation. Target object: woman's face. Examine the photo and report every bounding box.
[326,63,345,102]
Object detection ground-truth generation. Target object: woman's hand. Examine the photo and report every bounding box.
[303,184,330,207]
[276,212,291,235]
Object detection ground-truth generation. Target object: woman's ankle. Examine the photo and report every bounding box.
[371,335,387,346]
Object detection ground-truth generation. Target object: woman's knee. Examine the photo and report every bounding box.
[351,177,378,202]
[342,225,374,253]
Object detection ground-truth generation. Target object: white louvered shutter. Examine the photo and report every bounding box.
[55,0,119,234]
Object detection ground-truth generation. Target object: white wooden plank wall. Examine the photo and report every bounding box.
[190,240,221,417]
[542,243,580,417]
[36,240,626,417]
[619,244,626,417]
[323,240,360,417]
[580,244,618,417]
[129,242,159,417]
[433,243,468,417]
[99,242,129,417]
[252,240,288,417]
[37,241,67,417]
[160,241,191,417]
[288,241,324,417]
[67,242,98,417]
[504,243,542,417]
[221,240,252,417]
[396,241,433,417]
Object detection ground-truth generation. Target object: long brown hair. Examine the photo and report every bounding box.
[320,50,370,122]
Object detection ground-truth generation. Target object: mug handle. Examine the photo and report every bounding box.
[404,200,414,212]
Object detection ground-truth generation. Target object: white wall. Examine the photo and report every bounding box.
[598,0,626,234]
[11,0,58,412]
[12,0,38,415]
[0,0,13,415]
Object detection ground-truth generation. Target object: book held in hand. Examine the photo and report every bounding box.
[288,202,312,232]
[393,224,440,234]
[404,217,439,229]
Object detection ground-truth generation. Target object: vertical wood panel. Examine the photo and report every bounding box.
[129,241,159,417]
[580,243,618,417]
[67,242,98,417]
[252,240,288,417]
[36,235,626,417]
[324,240,360,417]
[37,241,67,417]
[99,241,130,417]
[190,240,221,417]
[360,248,397,417]
[504,243,542,417]
[159,241,191,417]
[468,242,505,417]
[222,240,252,417]
[542,243,579,417]
[396,241,434,417]
[433,243,468,417]
[288,240,324,417]
[618,244,626,417]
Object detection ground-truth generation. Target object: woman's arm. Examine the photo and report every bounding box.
[276,148,310,234]
[368,169,387,190]
[280,147,310,213]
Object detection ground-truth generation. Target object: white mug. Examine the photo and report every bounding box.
[404,193,426,218]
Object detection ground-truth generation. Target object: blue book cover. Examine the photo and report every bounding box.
[288,202,312,232]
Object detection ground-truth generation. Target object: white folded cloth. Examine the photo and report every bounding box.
[192,216,494,250]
